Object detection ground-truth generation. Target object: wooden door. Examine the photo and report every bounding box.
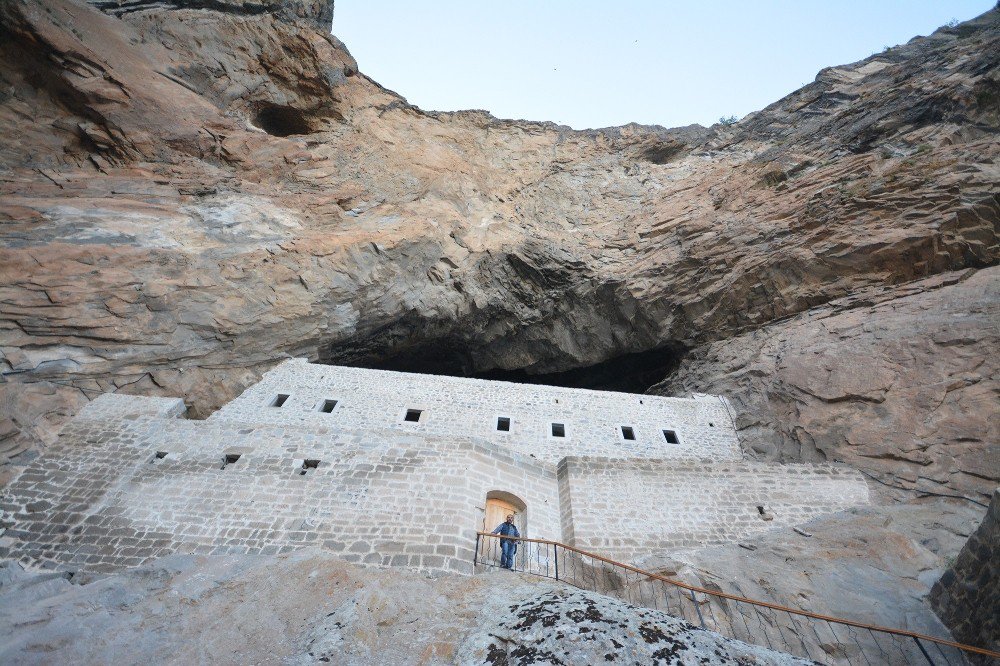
[482,498,518,564]
[484,498,518,534]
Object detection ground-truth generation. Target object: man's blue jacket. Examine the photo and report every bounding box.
[492,522,520,540]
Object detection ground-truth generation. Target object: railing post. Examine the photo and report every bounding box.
[554,543,559,581]
[913,637,936,666]
[690,589,706,629]
[473,532,479,569]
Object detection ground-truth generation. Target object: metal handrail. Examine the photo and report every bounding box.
[475,531,999,663]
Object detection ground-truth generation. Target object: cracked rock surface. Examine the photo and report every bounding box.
[0,548,810,665]
[654,269,999,499]
[459,588,810,666]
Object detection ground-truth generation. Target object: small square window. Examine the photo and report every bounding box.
[662,429,680,444]
[319,399,337,414]
[299,459,320,476]
[497,416,511,432]
[221,453,241,469]
[551,423,566,438]
[270,394,289,408]
[621,426,636,441]
[404,409,422,423]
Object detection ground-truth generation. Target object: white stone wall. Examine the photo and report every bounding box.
[210,359,742,464]
[75,392,188,420]
[559,457,870,562]
[0,409,559,574]
[0,366,873,577]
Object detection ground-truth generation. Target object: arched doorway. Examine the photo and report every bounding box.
[479,491,527,567]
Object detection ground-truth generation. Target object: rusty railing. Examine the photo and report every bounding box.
[474,531,998,665]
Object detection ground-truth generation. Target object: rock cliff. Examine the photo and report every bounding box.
[637,498,985,652]
[0,0,997,500]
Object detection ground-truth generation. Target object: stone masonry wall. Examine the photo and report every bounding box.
[930,489,999,663]
[559,457,870,563]
[0,367,872,577]
[0,396,560,574]
[210,359,742,464]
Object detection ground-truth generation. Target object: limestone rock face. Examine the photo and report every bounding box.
[654,268,1000,499]
[0,0,997,500]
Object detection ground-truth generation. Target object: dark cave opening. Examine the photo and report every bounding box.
[254,104,314,137]
[637,142,686,164]
[472,346,686,393]
[324,342,687,395]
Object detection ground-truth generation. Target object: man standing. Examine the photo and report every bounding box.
[492,513,520,569]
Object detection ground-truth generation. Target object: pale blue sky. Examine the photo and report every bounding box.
[333,1,994,130]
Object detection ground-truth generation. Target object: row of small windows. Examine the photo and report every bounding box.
[269,394,683,443]
[494,418,679,444]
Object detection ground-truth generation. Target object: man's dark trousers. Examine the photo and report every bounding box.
[501,540,516,569]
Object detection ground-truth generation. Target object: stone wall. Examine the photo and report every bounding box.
[0,396,560,574]
[71,392,188,420]
[558,457,870,563]
[211,359,742,464]
[930,489,1000,663]
[0,366,873,576]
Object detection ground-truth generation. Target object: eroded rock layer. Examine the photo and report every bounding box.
[0,0,997,497]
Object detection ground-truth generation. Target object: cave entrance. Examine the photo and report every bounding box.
[471,345,686,393]
[322,340,686,395]
[254,104,313,137]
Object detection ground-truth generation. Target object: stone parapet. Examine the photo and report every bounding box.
[558,457,870,562]
[73,393,188,421]
[930,489,999,663]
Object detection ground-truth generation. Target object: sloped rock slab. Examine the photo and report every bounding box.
[459,587,813,665]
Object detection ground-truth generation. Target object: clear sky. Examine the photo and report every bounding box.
[333,1,994,130]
